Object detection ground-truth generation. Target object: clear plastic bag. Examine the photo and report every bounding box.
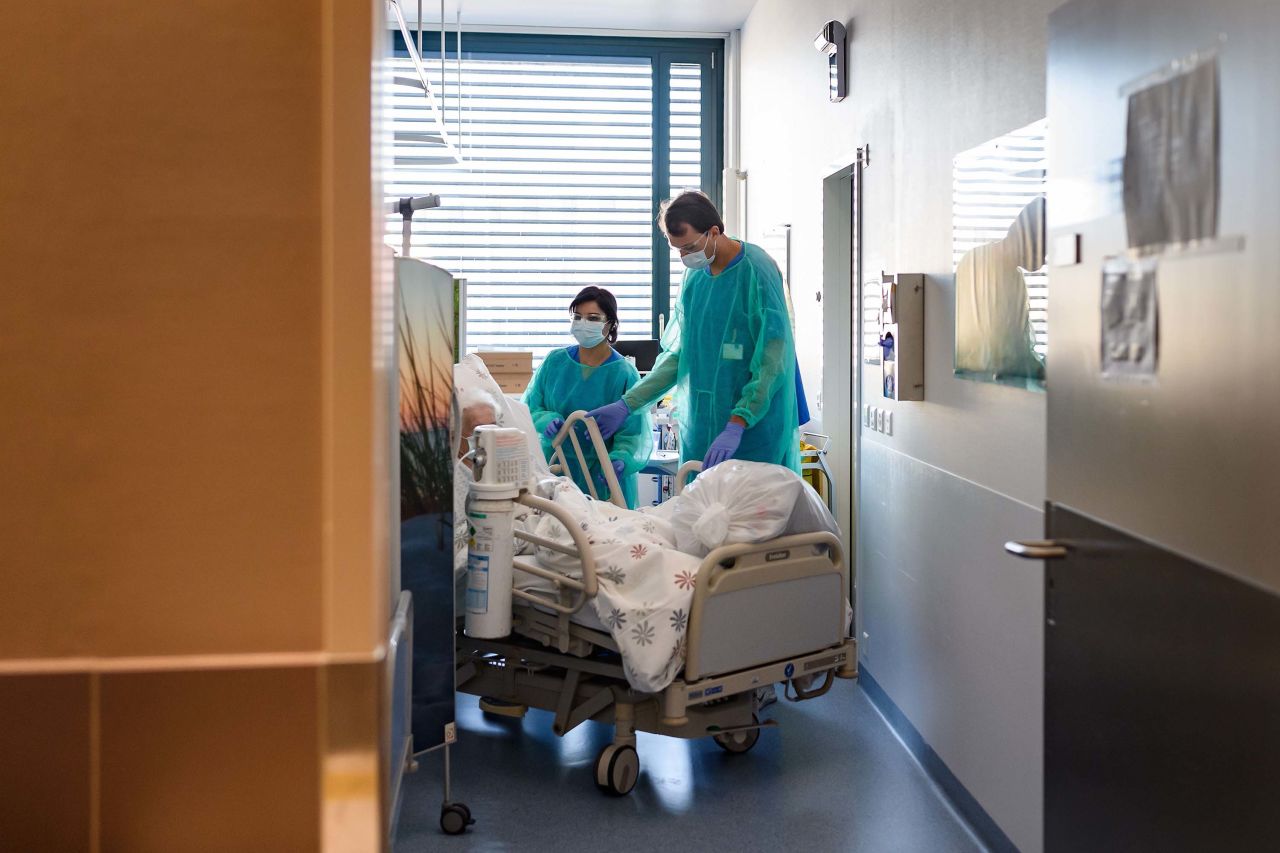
[783,478,841,542]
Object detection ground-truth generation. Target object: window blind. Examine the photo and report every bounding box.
[386,52,655,362]
[667,62,702,313]
[385,34,722,365]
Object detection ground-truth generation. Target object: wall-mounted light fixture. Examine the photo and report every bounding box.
[814,20,848,102]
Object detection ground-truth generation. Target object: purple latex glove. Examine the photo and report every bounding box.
[585,399,631,440]
[703,422,745,469]
[543,417,565,439]
[595,458,627,493]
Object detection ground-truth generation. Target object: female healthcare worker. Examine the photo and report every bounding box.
[523,286,653,508]
[587,191,799,472]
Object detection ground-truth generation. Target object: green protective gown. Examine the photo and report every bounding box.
[623,241,799,472]
[524,347,653,509]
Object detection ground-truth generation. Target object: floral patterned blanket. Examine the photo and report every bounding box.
[522,479,702,693]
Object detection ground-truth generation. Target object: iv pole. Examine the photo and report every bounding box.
[390,194,442,258]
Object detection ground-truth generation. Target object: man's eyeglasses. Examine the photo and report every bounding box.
[671,231,708,254]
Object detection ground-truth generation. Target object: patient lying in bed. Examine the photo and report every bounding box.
[452,354,551,575]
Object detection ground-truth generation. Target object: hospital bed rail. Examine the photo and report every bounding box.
[506,489,596,614]
[546,410,626,508]
[385,591,414,841]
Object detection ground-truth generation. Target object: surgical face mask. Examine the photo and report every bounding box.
[679,230,717,271]
[571,318,607,348]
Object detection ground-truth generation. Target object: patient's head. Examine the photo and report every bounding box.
[457,399,499,467]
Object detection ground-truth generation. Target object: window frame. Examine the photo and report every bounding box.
[392,30,725,339]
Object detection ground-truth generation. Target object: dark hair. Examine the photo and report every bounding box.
[569,285,620,344]
[658,190,724,239]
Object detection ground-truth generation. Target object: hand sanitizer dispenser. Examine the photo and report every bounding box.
[878,273,924,401]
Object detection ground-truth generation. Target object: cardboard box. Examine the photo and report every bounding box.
[476,350,532,374]
[490,371,530,394]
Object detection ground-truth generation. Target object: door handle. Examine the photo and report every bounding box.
[1004,539,1069,560]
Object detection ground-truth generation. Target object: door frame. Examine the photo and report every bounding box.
[821,148,867,624]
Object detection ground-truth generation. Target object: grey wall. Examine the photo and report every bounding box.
[739,1,1059,850]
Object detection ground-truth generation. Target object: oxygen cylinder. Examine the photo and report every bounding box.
[463,425,528,638]
[464,497,514,638]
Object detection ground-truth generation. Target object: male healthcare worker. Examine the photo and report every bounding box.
[587,191,799,472]
[524,286,652,508]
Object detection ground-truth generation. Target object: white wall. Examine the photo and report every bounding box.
[740,1,1057,850]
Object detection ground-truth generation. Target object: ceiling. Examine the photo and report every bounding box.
[402,0,758,34]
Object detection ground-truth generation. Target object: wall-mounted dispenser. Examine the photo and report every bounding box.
[814,21,848,102]
[878,272,924,401]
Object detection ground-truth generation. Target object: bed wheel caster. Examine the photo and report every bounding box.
[439,802,474,835]
[713,714,762,754]
[594,744,639,796]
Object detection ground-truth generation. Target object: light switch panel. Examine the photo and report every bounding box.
[1051,232,1081,266]
[885,411,893,436]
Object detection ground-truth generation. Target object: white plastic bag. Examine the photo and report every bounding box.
[645,461,801,556]
[643,461,841,557]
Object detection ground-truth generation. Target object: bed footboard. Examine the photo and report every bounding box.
[683,532,849,682]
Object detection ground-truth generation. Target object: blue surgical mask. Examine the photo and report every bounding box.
[680,231,716,271]
[571,318,607,348]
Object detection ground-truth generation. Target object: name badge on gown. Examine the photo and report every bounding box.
[722,342,744,360]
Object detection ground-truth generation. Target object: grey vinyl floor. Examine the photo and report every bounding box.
[394,680,984,852]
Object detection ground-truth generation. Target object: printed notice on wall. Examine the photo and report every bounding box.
[1122,54,1220,251]
[1101,256,1159,381]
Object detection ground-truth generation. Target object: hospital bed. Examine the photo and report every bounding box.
[454,414,858,797]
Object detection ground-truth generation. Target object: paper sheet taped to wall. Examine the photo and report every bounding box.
[1122,54,1220,251]
[1100,256,1159,381]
